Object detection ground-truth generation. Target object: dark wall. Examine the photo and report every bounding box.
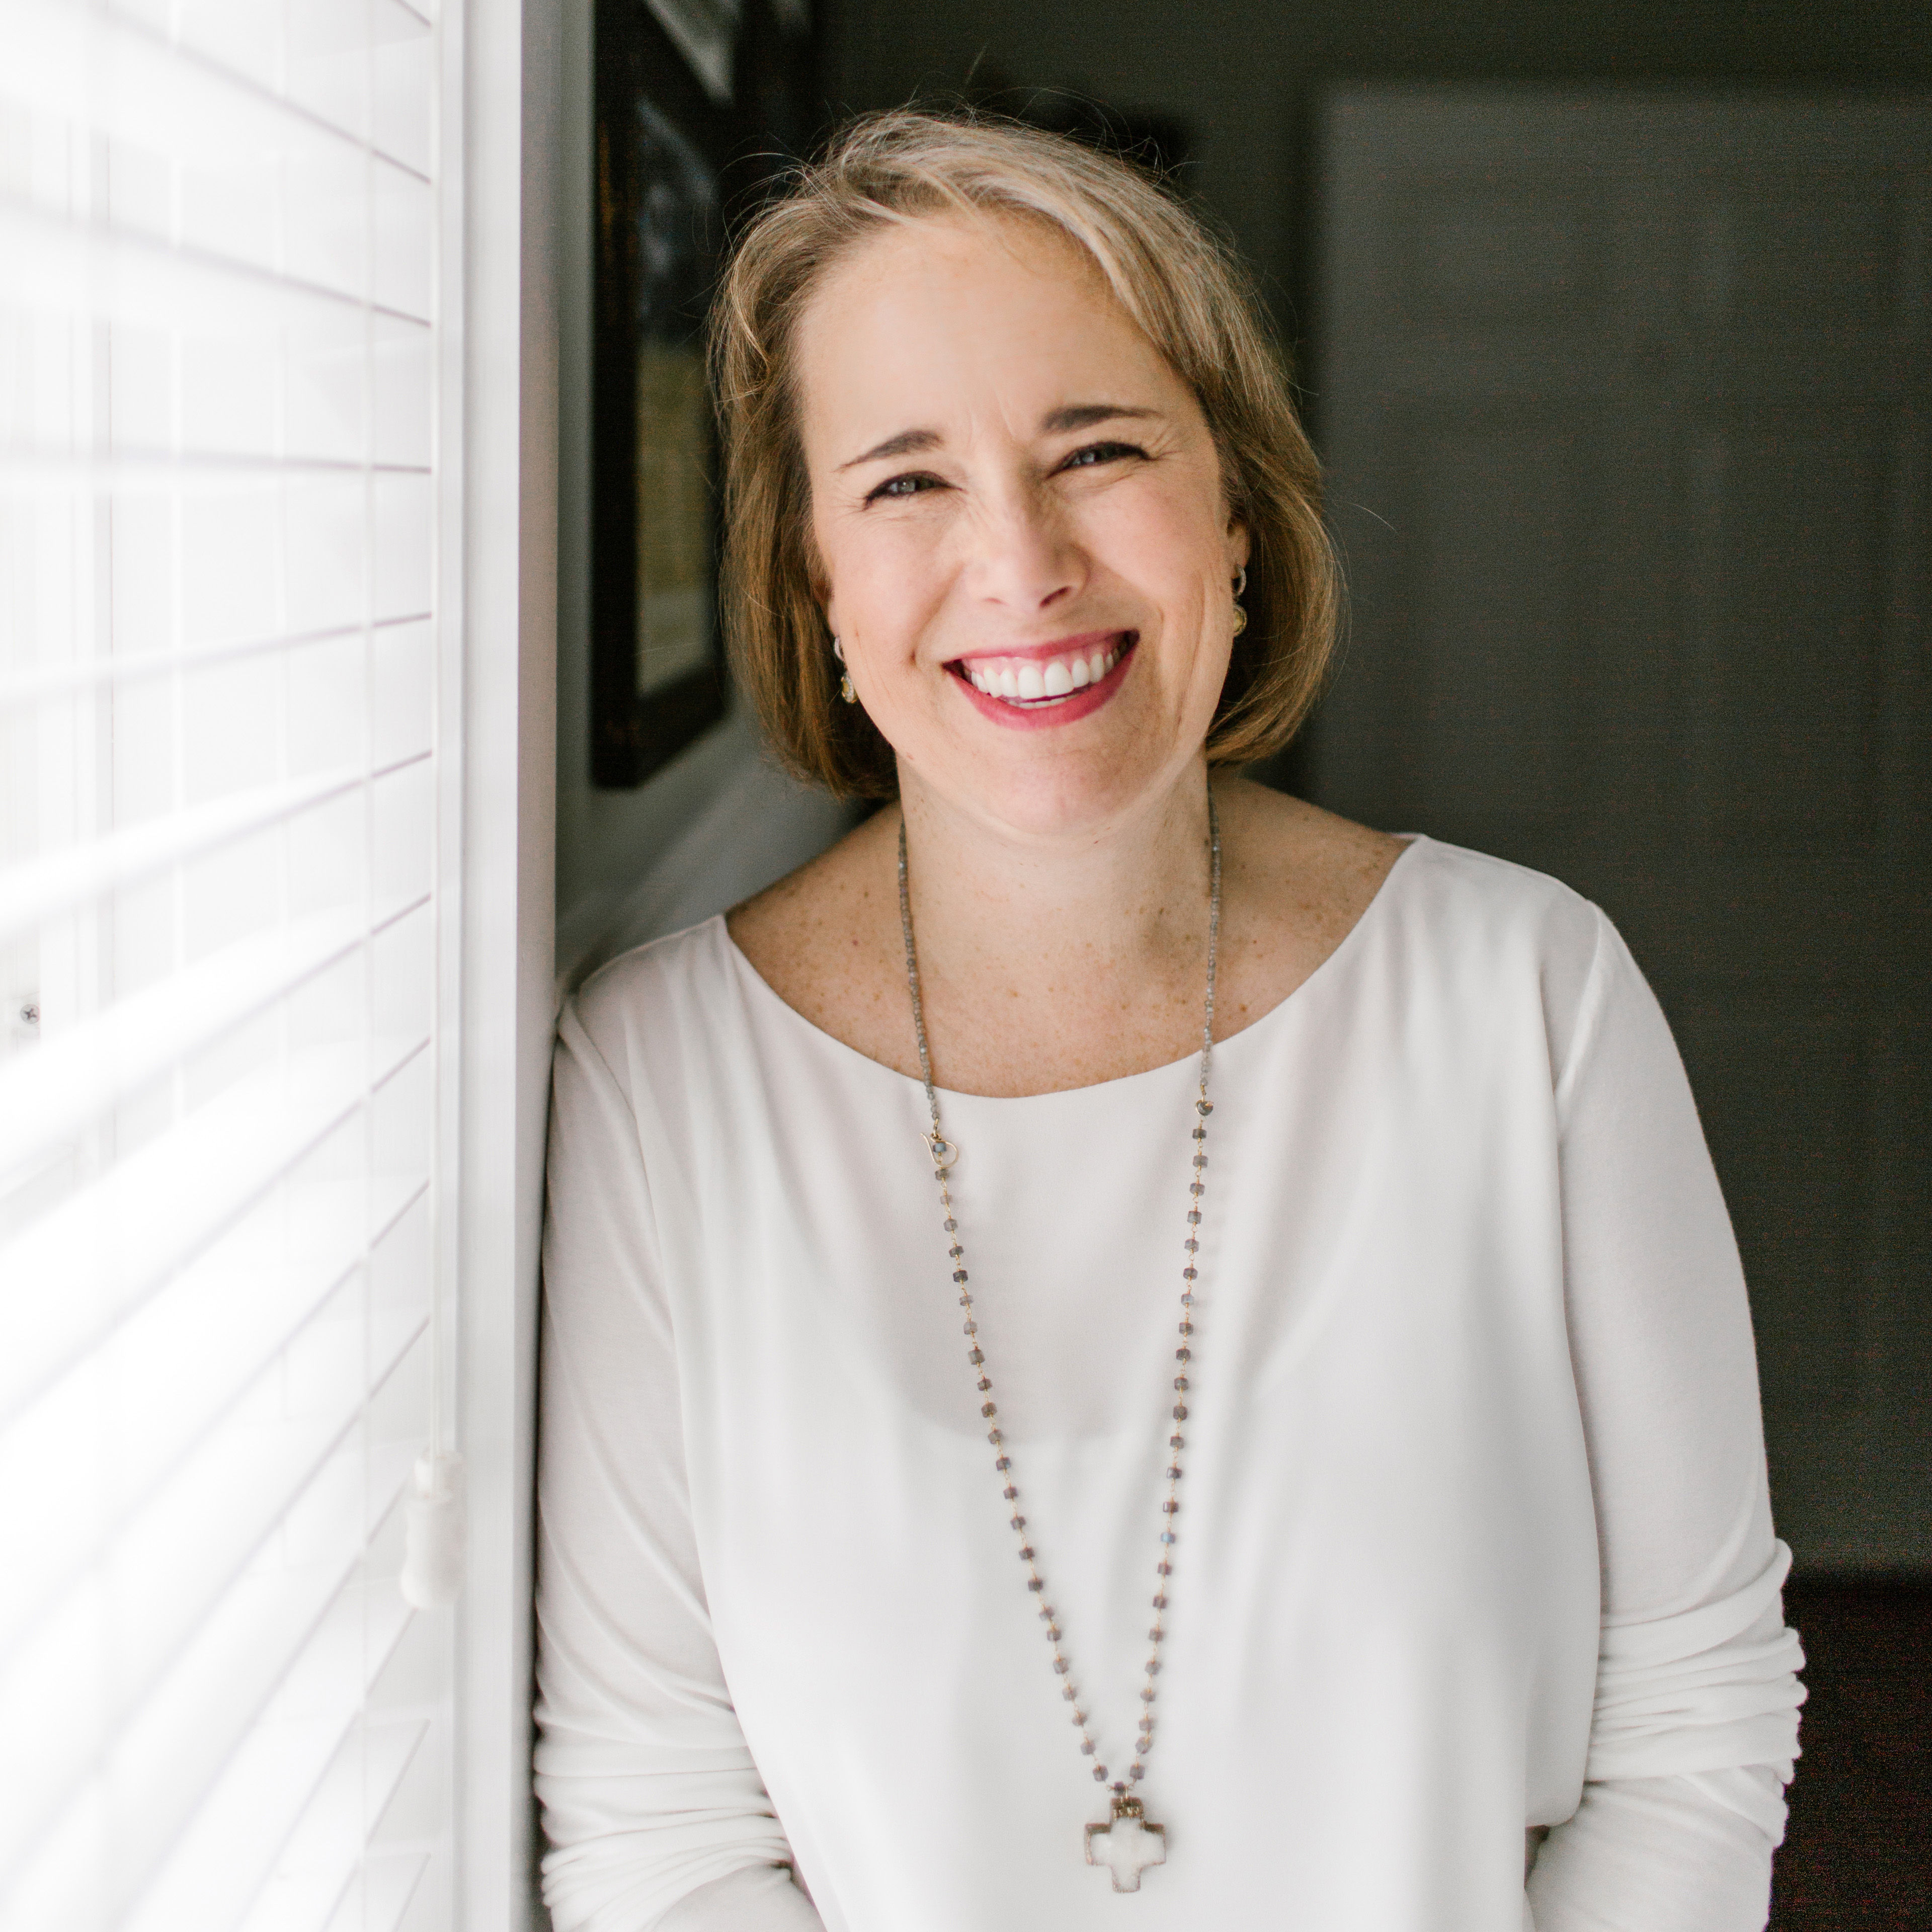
[821,0,1929,364]
[816,0,1930,814]
[806,7,1932,1580]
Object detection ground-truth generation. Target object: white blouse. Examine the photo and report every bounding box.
[534,836,1804,1932]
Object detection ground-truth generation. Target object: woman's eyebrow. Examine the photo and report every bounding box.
[839,427,941,470]
[838,405,1161,472]
[1040,403,1159,434]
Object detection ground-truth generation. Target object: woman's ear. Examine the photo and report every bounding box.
[806,533,837,639]
[1226,516,1251,576]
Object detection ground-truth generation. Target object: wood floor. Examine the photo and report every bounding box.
[1772,1580,1932,1929]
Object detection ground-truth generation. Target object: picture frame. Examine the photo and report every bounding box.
[592,0,817,788]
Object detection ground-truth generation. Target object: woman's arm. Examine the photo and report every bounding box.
[1528,910,1804,1930]
[535,994,826,1932]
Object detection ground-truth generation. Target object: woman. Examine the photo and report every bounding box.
[536,111,1803,1931]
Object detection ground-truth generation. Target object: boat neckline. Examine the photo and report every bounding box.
[719,833,1427,1105]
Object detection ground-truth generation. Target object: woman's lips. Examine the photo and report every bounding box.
[947,632,1137,730]
[961,637,1123,700]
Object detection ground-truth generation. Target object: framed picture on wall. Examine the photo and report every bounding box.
[590,4,728,788]
[591,0,820,789]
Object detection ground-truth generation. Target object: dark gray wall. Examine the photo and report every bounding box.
[822,0,1929,365]
[812,5,1932,1579]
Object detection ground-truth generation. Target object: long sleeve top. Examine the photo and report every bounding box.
[534,835,1805,1932]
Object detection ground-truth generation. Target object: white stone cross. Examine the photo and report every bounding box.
[1085,1797,1167,1892]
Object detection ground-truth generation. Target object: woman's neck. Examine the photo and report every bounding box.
[727,763,1404,1098]
[894,762,1218,1094]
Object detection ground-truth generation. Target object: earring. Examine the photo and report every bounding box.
[831,636,856,705]
[1231,567,1249,637]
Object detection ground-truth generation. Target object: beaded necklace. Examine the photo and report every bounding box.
[895,791,1221,1892]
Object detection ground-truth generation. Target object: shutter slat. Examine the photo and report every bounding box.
[0,451,436,493]
[0,197,435,340]
[128,1596,418,1932]
[0,765,365,946]
[0,613,431,714]
[0,1306,425,1694]
[0,0,431,176]
[0,1035,429,1425]
[332,1852,431,1932]
[233,1715,427,1932]
[0,1183,429,1651]
[0,0,455,1919]
[0,894,430,1184]
[0,1444,417,1932]
[235,1717,428,1932]
[0,1416,421,1911]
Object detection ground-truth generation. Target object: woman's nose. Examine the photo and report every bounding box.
[964,487,1084,615]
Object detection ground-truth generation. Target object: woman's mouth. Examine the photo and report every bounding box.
[947,632,1137,724]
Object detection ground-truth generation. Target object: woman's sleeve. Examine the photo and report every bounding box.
[534,996,825,1932]
[1526,909,1806,1931]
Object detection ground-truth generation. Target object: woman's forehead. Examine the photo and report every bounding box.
[821,205,1103,299]
[793,212,1182,448]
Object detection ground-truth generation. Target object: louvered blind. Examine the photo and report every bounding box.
[0,3,457,1929]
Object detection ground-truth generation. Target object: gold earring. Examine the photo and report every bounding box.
[1231,568,1248,637]
[832,636,856,705]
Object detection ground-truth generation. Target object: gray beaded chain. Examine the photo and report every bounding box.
[896,790,1222,1799]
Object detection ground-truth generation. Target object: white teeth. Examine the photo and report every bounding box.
[963,642,1129,702]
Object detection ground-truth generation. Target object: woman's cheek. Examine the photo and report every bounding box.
[846,544,949,678]
[851,513,944,593]
[1084,479,1209,580]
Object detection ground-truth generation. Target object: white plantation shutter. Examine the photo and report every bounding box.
[0,3,460,1929]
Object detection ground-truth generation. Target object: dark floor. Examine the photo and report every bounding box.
[1770,1580,1932,1930]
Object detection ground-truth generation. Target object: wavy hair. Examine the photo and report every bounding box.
[710,107,1339,797]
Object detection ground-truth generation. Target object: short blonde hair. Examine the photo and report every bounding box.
[710,108,1338,797]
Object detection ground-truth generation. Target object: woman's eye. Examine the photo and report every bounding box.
[866,472,942,502]
[1059,441,1145,472]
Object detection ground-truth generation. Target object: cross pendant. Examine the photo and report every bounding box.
[1085,1792,1167,1892]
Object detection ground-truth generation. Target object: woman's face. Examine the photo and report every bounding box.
[794,213,1249,840]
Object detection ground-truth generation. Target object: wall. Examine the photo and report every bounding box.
[822,0,1930,366]
[815,3,1932,1575]
[818,2,1928,799]
[555,0,1932,962]
[552,0,853,991]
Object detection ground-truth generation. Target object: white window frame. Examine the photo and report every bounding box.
[446,11,852,1923]
[448,1,556,1925]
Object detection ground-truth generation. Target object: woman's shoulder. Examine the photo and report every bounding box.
[1210,783,1596,1025]
[1389,829,1607,977]
[1224,784,1612,1045]
[566,915,747,1078]
[1372,830,1627,1087]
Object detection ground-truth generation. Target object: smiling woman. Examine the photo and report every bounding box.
[797,212,1250,845]
[711,112,1334,805]
[533,110,1804,1932]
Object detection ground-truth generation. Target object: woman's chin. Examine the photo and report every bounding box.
[912,739,1195,846]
